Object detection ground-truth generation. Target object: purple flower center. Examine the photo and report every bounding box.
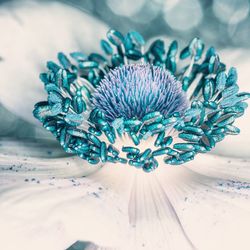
[92,64,188,122]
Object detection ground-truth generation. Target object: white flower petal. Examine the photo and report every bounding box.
[0,178,128,250]
[0,0,108,124]
[0,138,101,179]
[0,104,58,141]
[0,153,249,249]
[0,138,65,158]
[158,160,250,250]
[185,153,250,182]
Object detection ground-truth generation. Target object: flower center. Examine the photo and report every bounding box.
[92,64,188,122]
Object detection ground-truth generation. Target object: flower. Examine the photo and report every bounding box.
[33,29,250,172]
[92,64,188,121]
[1,19,250,250]
[1,3,250,250]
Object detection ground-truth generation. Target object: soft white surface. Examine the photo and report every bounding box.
[0,0,108,124]
[0,140,250,250]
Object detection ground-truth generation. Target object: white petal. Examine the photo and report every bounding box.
[0,0,108,124]
[185,153,250,182]
[0,177,128,250]
[0,104,57,140]
[161,155,250,250]
[0,138,102,179]
[0,153,250,249]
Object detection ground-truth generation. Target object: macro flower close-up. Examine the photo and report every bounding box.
[33,28,250,172]
[0,1,250,250]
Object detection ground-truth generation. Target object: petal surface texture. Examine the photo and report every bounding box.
[0,0,108,123]
[0,139,250,250]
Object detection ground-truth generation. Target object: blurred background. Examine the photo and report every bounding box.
[0,0,250,157]
[52,0,250,48]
